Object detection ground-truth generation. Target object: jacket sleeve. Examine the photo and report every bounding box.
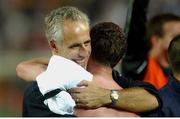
[121,0,149,81]
[113,70,163,116]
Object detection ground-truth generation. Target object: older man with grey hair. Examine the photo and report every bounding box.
[22,6,92,117]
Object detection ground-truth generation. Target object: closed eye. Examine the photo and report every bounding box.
[84,40,91,46]
[69,43,80,49]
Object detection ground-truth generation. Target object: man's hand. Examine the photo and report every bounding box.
[69,80,112,109]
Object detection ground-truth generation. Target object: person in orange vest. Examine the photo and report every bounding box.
[122,1,180,89]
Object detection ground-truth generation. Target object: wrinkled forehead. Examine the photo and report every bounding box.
[63,20,89,33]
[62,20,90,44]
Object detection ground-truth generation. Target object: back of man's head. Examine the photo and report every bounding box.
[45,6,90,43]
[168,34,180,74]
[90,22,126,68]
[147,13,180,40]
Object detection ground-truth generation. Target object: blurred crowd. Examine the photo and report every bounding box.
[0,0,179,51]
[0,0,129,51]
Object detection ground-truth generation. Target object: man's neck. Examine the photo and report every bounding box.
[149,49,169,68]
[87,59,112,80]
[87,58,123,90]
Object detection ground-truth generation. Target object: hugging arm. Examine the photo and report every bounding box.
[70,80,159,113]
[16,57,49,81]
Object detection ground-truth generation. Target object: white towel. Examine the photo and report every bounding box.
[36,55,93,115]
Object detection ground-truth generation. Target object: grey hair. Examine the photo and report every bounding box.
[45,6,90,43]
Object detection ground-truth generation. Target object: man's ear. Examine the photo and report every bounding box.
[49,40,58,53]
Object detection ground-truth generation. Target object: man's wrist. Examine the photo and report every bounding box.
[102,89,112,106]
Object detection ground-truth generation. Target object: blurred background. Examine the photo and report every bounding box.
[0,0,179,116]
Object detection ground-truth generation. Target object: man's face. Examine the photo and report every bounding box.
[56,20,91,69]
[154,21,180,66]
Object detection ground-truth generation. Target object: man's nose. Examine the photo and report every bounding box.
[79,44,89,57]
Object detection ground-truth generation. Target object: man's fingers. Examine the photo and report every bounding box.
[71,93,86,103]
[68,87,82,93]
[77,80,89,87]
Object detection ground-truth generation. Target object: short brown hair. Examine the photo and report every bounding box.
[90,22,126,68]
